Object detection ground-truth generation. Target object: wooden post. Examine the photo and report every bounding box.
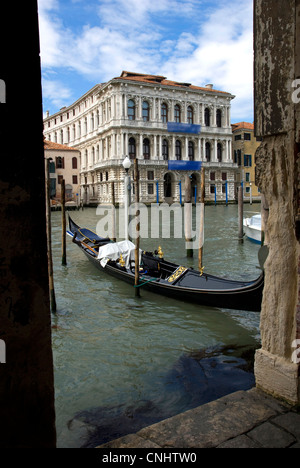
[111,181,116,242]
[134,159,140,297]
[184,175,193,257]
[238,185,244,243]
[61,179,67,265]
[46,160,56,312]
[198,166,205,270]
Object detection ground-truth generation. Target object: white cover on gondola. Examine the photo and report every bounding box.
[97,240,141,268]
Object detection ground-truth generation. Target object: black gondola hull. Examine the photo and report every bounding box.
[79,238,264,312]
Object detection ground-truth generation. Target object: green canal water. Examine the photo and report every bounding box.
[50,203,262,447]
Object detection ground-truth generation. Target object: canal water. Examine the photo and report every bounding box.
[51,203,262,448]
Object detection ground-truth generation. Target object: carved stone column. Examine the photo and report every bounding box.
[254,0,300,405]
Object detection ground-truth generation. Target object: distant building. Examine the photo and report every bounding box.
[44,140,81,204]
[43,71,237,205]
[232,122,262,203]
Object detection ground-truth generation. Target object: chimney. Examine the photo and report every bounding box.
[205,84,213,89]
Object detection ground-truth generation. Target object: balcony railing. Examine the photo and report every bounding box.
[92,158,169,170]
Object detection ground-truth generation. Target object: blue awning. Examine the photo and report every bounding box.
[168,161,202,171]
[167,122,201,134]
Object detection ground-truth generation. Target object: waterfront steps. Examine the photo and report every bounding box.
[97,388,300,449]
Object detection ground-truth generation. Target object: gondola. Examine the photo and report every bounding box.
[67,216,264,312]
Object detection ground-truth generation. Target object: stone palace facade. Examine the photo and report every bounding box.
[43,71,237,205]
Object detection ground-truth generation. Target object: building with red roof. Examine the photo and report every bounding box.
[43,71,237,206]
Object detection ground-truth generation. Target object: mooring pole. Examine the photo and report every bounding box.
[46,159,56,313]
[198,166,205,270]
[134,159,140,297]
[111,181,116,242]
[184,175,193,258]
[61,179,67,266]
[238,185,244,243]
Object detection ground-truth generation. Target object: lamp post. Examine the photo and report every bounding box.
[122,156,132,240]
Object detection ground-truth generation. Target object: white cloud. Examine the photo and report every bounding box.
[38,0,254,121]
[97,0,199,30]
[159,0,254,121]
[38,0,59,12]
[42,78,73,112]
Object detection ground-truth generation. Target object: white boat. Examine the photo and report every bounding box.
[243,214,262,244]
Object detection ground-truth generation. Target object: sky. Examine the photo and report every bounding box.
[38,0,254,123]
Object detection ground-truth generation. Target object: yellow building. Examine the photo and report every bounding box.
[232,122,261,203]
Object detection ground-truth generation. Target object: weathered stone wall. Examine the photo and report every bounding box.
[256,135,298,358]
[0,3,56,447]
[254,0,300,404]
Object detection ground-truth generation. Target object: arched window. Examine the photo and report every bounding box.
[142,101,150,122]
[175,140,182,160]
[205,108,210,127]
[72,157,77,169]
[161,103,168,123]
[162,139,169,160]
[143,138,150,159]
[217,143,222,162]
[129,137,136,159]
[174,104,181,123]
[187,106,193,124]
[56,156,64,169]
[91,113,94,131]
[205,142,211,162]
[216,109,222,127]
[188,141,194,161]
[164,173,172,198]
[128,99,135,120]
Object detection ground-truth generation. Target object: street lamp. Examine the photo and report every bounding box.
[122,156,131,173]
[122,156,132,240]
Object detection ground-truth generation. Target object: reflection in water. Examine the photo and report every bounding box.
[51,204,262,447]
[65,344,257,448]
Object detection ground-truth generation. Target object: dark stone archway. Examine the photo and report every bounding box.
[0,2,56,447]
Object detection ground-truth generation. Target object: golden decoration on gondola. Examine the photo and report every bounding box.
[119,254,125,267]
[157,246,164,259]
[168,266,188,283]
